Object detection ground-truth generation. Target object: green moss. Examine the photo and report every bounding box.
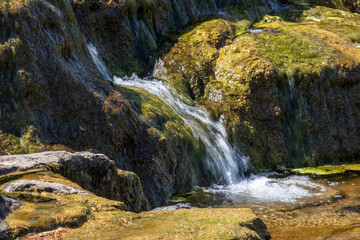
[6,196,90,238]
[0,126,71,155]
[156,19,239,99]
[292,164,360,175]
[116,84,206,170]
[0,169,44,186]
[64,208,266,240]
[0,169,127,238]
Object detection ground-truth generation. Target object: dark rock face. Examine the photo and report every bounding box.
[70,0,274,76]
[0,0,195,208]
[0,194,16,240]
[0,151,148,212]
[343,0,360,13]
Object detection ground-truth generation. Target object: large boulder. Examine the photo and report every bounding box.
[0,151,148,212]
[155,4,360,170]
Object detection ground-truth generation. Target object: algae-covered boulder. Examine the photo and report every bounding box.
[70,0,275,76]
[0,171,127,238]
[157,3,360,170]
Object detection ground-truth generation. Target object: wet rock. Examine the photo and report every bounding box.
[0,195,10,240]
[0,0,197,208]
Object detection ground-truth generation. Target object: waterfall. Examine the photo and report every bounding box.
[269,0,281,11]
[88,43,248,185]
[87,43,112,82]
[114,74,248,185]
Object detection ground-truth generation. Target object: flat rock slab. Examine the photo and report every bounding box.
[0,151,113,175]
[3,180,89,195]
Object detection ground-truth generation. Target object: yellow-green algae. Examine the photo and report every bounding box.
[158,4,360,170]
[116,85,207,169]
[0,126,71,155]
[292,163,360,175]
[1,169,126,238]
[64,208,266,240]
[0,169,268,239]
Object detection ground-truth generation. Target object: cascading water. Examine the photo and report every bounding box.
[87,43,112,82]
[88,43,247,185]
[269,0,281,11]
[88,43,325,206]
[113,74,248,185]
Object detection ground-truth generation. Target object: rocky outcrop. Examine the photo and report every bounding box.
[70,0,275,76]
[1,0,360,211]
[0,0,197,208]
[0,151,148,212]
[156,4,360,170]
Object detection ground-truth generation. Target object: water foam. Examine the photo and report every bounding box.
[208,175,325,203]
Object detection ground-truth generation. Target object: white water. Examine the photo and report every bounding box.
[87,43,112,82]
[207,175,325,204]
[114,74,248,185]
[88,43,324,205]
[88,41,248,184]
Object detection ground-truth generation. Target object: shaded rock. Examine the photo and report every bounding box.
[3,180,89,195]
[0,151,149,212]
[70,0,275,76]
[0,194,17,240]
[0,0,196,208]
[0,195,10,240]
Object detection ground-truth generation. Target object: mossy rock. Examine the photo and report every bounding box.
[0,169,127,238]
[292,164,360,175]
[64,208,270,240]
[157,4,360,170]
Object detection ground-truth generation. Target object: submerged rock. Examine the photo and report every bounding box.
[64,208,271,240]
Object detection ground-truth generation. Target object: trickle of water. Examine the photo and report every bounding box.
[305,6,325,22]
[269,0,281,11]
[87,43,112,82]
[284,64,295,99]
[114,74,248,185]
